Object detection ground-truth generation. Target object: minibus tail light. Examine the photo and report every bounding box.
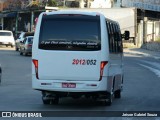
[27,44,32,47]
[32,59,39,79]
[100,61,108,81]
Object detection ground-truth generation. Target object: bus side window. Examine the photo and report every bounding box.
[106,21,112,53]
[113,24,118,53]
[106,21,123,54]
[116,24,121,53]
[116,25,123,53]
[110,23,116,53]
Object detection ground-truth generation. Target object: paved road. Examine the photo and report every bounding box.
[0,46,160,120]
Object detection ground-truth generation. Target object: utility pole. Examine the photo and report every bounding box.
[87,0,89,8]
[120,0,122,7]
[63,0,65,7]
[142,9,147,44]
[31,11,34,32]
[152,21,155,41]
[15,12,19,38]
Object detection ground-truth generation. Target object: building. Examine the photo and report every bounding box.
[0,0,7,30]
[122,0,160,46]
[0,0,124,36]
[60,0,120,8]
[0,1,4,11]
[0,0,46,36]
[90,0,113,8]
[0,0,9,11]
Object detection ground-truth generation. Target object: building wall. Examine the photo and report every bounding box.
[113,0,121,7]
[0,0,46,11]
[64,0,119,8]
[90,0,112,8]
[0,0,13,11]
[0,1,6,11]
[122,0,160,12]
[0,3,3,11]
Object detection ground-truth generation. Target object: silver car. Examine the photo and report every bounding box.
[15,32,34,51]
[19,36,33,56]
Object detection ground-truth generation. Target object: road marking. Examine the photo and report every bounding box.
[139,60,160,69]
[124,51,160,60]
[124,53,143,57]
[139,64,160,78]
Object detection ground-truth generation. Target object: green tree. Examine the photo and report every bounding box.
[47,0,57,7]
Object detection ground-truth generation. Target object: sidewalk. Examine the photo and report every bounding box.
[124,48,160,60]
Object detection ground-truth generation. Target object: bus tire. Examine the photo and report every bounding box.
[104,94,112,106]
[114,90,121,98]
[51,97,59,105]
[16,47,19,51]
[42,98,51,105]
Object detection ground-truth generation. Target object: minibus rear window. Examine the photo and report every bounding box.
[39,15,101,51]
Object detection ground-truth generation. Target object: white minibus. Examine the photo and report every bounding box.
[32,11,129,106]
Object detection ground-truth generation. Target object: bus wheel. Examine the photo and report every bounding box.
[42,97,51,105]
[51,97,59,105]
[114,90,121,98]
[104,94,112,106]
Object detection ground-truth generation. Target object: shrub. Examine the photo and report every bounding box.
[47,0,57,7]
[155,37,160,42]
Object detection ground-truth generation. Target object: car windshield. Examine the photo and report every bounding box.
[0,32,12,36]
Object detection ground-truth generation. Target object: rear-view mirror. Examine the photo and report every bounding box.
[123,31,130,40]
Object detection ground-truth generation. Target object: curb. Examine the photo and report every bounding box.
[153,56,160,60]
[124,51,160,60]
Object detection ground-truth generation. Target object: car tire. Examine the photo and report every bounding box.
[16,48,19,51]
[24,52,28,56]
[20,52,23,55]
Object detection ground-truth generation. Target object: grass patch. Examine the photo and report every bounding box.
[156,37,160,42]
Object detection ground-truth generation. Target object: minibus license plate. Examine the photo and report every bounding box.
[62,83,76,88]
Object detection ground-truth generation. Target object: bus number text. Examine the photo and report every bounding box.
[72,59,97,65]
